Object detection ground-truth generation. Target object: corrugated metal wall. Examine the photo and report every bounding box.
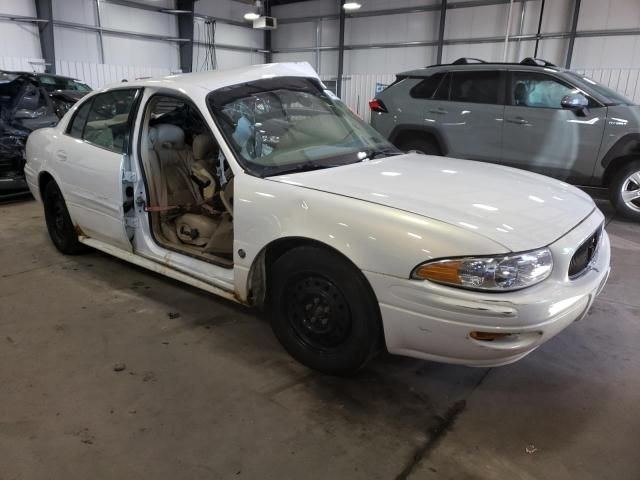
[55,59,171,89]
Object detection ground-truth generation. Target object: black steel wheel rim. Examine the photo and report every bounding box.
[283,275,352,352]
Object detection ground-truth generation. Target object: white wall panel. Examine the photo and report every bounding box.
[347,11,439,45]
[99,3,178,37]
[56,59,170,89]
[52,0,96,26]
[273,21,317,49]
[344,46,436,74]
[572,35,640,69]
[0,0,41,59]
[53,26,101,64]
[203,20,262,49]
[578,0,640,31]
[0,56,45,72]
[102,35,179,70]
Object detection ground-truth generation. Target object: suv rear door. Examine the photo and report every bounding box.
[427,69,506,162]
[502,70,606,184]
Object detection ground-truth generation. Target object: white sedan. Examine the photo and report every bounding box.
[25,63,611,375]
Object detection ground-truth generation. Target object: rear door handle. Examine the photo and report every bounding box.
[428,108,448,115]
[506,117,530,125]
[55,150,67,161]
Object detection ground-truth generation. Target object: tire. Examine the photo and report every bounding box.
[609,159,640,221]
[269,246,382,375]
[43,181,86,254]
[397,137,440,155]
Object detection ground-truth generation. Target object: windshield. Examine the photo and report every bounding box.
[566,71,635,105]
[207,76,398,177]
[38,75,92,93]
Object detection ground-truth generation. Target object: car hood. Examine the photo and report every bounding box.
[269,154,595,252]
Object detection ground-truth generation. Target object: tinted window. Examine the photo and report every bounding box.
[68,100,92,139]
[39,75,91,93]
[83,89,138,153]
[450,71,500,104]
[411,73,446,99]
[433,73,451,100]
[511,71,590,109]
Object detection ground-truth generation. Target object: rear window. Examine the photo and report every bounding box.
[450,71,501,104]
[410,73,446,99]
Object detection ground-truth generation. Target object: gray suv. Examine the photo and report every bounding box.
[370,57,640,220]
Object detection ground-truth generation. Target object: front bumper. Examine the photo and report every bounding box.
[366,209,611,367]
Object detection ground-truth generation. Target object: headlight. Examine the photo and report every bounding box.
[412,248,553,292]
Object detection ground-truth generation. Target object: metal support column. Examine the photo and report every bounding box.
[264,0,273,63]
[565,0,581,68]
[436,0,447,64]
[94,0,106,64]
[533,0,545,57]
[34,0,55,73]
[336,0,346,97]
[177,0,195,73]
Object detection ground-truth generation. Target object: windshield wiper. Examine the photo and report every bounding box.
[364,148,403,160]
[265,161,339,176]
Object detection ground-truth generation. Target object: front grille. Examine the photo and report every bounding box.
[569,227,602,279]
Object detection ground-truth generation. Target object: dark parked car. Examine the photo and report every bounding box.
[370,58,640,220]
[0,71,90,197]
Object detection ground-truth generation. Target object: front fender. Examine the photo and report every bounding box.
[232,173,507,299]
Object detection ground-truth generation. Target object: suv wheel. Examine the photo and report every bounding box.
[610,160,640,221]
[397,138,440,156]
[269,246,382,376]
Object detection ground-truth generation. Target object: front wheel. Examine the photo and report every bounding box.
[610,160,640,221]
[43,181,86,254]
[269,246,382,375]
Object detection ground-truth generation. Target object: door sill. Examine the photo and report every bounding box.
[78,236,240,304]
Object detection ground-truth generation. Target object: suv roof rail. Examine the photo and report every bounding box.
[520,57,556,67]
[451,57,486,65]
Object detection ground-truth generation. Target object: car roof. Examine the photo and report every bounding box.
[0,69,82,82]
[398,59,570,77]
[93,62,320,97]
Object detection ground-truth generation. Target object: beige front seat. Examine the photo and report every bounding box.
[152,124,200,207]
[190,133,219,203]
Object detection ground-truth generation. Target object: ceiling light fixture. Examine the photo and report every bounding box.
[343,2,362,10]
[244,0,262,21]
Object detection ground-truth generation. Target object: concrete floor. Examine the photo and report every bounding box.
[0,196,638,480]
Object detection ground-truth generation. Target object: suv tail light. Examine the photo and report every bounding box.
[369,98,388,113]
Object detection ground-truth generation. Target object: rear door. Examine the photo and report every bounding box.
[426,69,505,161]
[501,70,606,183]
[56,89,141,251]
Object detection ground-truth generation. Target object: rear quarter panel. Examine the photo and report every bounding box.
[25,127,59,202]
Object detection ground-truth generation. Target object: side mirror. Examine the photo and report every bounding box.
[561,93,589,113]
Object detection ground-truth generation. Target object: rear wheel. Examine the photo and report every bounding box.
[43,181,85,254]
[397,137,440,155]
[269,246,382,375]
[610,160,640,221]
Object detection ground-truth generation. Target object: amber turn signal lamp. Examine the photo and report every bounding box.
[413,260,464,284]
